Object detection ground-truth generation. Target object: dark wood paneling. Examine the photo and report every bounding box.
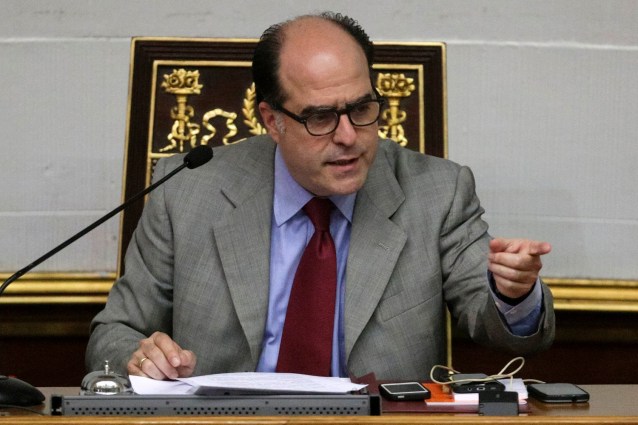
[451,311,638,384]
[0,304,102,387]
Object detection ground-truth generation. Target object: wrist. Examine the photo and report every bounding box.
[488,272,535,306]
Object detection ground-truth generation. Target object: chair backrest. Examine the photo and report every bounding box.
[118,37,447,275]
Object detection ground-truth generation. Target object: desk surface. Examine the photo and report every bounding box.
[1,385,638,424]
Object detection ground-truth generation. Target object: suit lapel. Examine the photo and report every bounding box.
[209,138,408,364]
[213,140,275,364]
[344,148,407,359]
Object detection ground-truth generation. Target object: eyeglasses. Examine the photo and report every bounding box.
[273,95,385,136]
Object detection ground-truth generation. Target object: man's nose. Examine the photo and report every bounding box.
[332,114,357,145]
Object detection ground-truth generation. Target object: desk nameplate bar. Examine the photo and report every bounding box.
[51,394,380,417]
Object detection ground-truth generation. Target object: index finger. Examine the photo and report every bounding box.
[137,332,183,379]
[527,240,552,256]
[489,238,520,254]
[490,238,551,256]
[152,332,184,368]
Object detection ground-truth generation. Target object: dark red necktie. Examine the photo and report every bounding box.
[276,198,337,376]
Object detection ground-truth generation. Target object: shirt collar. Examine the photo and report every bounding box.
[273,146,356,226]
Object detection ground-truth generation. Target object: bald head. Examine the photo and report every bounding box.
[278,18,370,103]
[252,12,373,106]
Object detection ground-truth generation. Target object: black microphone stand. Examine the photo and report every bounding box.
[0,145,212,295]
[0,163,184,295]
[0,145,212,407]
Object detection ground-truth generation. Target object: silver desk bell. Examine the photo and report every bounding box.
[81,360,133,395]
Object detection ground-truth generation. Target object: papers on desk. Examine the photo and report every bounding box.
[129,376,193,395]
[130,372,367,396]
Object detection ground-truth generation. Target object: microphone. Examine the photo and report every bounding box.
[0,145,213,406]
[0,145,212,407]
[0,144,213,295]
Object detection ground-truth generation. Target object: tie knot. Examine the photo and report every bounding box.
[303,198,334,231]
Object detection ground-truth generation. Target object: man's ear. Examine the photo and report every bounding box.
[258,101,282,143]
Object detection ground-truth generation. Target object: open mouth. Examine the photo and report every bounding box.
[329,158,358,166]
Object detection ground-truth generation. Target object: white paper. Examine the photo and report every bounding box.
[129,375,194,395]
[130,372,367,396]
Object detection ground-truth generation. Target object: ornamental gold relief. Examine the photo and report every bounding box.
[159,69,265,152]
[158,68,414,152]
[242,83,267,137]
[375,72,415,147]
[160,69,203,152]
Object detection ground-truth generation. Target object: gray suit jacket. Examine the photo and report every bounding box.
[87,136,554,380]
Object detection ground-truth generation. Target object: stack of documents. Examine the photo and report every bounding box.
[129,372,367,396]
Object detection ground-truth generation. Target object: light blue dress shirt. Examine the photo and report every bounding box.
[256,147,542,376]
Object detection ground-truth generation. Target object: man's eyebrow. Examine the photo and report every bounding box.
[346,92,375,107]
[298,93,375,116]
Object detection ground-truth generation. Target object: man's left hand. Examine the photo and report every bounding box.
[488,238,552,299]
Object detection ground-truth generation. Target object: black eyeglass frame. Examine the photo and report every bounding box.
[271,89,386,136]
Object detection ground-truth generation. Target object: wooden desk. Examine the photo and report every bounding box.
[2,385,638,424]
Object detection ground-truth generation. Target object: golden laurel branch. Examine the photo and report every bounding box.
[243,83,267,136]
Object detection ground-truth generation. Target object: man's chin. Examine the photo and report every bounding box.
[324,176,367,196]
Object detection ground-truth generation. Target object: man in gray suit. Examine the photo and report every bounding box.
[87,12,554,381]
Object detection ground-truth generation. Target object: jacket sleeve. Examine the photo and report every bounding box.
[86,156,178,374]
[441,165,555,355]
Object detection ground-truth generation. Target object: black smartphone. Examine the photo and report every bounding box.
[527,383,589,403]
[379,382,431,401]
[450,373,505,393]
